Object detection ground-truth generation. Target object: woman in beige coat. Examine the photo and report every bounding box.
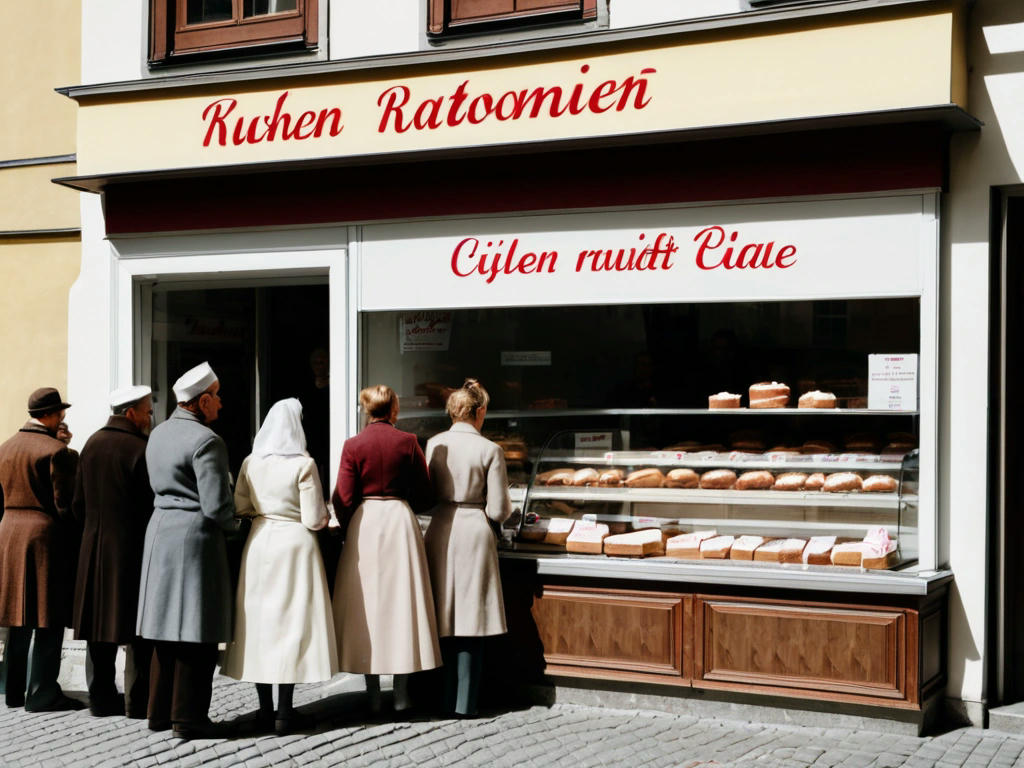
[424,379,512,717]
[220,398,338,735]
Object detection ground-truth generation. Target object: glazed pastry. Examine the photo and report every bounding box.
[863,475,898,493]
[699,469,737,489]
[735,470,774,490]
[749,381,790,408]
[571,468,600,487]
[625,468,666,488]
[823,472,863,492]
[597,468,625,487]
[798,391,837,409]
[536,468,575,486]
[772,472,808,491]
[709,392,742,409]
[804,472,826,490]
[665,468,699,488]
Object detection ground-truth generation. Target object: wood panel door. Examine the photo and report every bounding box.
[694,596,918,708]
[532,586,690,682]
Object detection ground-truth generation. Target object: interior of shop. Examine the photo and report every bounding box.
[148,283,330,479]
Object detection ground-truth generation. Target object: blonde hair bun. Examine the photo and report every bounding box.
[447,378,490,421]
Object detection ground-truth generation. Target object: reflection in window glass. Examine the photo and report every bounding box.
[186,0,233,24]
[243,0,298,16]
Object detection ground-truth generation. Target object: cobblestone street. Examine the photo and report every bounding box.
[3,675,1024,768]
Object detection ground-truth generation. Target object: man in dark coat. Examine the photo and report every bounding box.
[72,385,155,718]
[0,387,85,711]
[136,362,237,740]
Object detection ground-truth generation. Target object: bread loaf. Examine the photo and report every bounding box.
[752,539,786,562]
[844,433,880,453]
[801,440,836,455]
[665,468,699,489]
[729,535,765,560]
[709,392,742,409]
[700,535,735,559]
[823,472,863,492]
[767,446,801,454]
[736,470,775,490]
[749,382,790,408]
[805,472,826,490]
[863,474,898,493]
[566,521,610,554]
[625,468,665,488]
[802,535,837,565]
[798,390,837,409]
[779,538,808,564]
[699,469,737,489]
[603,529,665,557]
[881,443,915,456]
[571,468,600,487]
[772,472,808,491]
[665,530,717,559]
[536,468,575,486]
[542,517,576,546]
[597,468,625,487]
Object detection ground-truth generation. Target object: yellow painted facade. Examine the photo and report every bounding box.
[76,5,964,177]
[0,3,80,436]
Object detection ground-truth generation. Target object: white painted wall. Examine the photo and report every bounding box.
[942,0,1024,720]
[330,0,420,59]
[609,0,743,28]
[80,0,146,84]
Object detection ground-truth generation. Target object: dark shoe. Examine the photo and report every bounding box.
[172,719,237,740]
[127,709,148,720]
[5,696,25,708]
[274,709,315,736]
[236,710,274,735]
[25,694,86,713]
[148,718,171,731]
[90,695,125,717]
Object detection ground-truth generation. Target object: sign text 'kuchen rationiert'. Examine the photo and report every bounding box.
[450,228,799,284]
[200,64,658,147]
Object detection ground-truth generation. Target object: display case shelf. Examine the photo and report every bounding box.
[528,485,910,509]
[536,451,907,472]
[400,407,919,420]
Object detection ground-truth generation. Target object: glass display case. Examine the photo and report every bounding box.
[519,428,917,570]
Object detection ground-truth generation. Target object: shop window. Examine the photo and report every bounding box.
[150,0,317,64]
[428,0,597,36]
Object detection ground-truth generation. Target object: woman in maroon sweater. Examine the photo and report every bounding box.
[331,384,440,713]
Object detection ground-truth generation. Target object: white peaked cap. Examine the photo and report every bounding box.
[110,385,152,409]
[172,362,218,402]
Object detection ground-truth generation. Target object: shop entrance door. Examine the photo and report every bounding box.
[994,193,1024,705]
[144,282,330,479]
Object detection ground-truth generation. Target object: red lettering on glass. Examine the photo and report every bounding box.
[450,238,557,284]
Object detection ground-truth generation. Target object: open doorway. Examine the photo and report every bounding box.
[147,282,330,481]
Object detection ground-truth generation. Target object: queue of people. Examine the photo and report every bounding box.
[0,363,512,741]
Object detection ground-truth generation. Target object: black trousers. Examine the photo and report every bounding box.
[2,626,64,709]
[441,636,484,716]
[86,638,153,717]
[148,641,218,726]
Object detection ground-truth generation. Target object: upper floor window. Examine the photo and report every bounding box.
[150,0,318,64]
[428,0,597,37]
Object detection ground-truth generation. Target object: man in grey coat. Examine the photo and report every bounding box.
[136,362,237,740]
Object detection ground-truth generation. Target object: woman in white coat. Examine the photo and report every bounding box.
[424,379,512,717]
[220,398,338,734]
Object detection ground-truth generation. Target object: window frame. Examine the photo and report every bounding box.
[150,0,318,65]
[428,0,597,37]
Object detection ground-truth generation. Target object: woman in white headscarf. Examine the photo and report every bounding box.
[220,398,338,735]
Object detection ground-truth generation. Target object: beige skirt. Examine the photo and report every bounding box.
[424,504,507,637]
[332,499,441,674]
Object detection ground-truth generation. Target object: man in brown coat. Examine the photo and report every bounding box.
[0,387,84,711]
[72,385,155,718]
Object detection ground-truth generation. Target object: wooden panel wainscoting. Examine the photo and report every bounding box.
[532,586,690,681]
[694,596,919,708]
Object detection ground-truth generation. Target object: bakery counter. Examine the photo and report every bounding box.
[402,406,919,419]
[498,548,949,595]
[528,485,909,509]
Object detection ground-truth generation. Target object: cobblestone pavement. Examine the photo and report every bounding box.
[3,676,1024,768]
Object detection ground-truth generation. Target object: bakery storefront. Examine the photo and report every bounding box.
[60,0,970,732]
